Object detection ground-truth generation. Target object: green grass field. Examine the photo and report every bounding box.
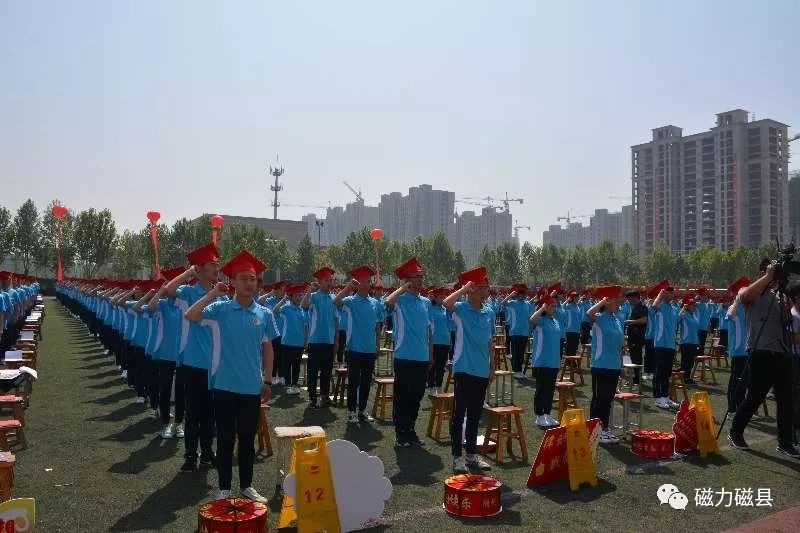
[13,299,800,532]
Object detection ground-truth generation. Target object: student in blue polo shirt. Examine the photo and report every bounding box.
[302,267,339,409]
[148,268,187,439]
[678,297,701,384]
[695,288,713,351]
[427,288,453,393]
[260,282,287,386]
[725,289,748,414]
[501,284,533,378]
[650,283,679,409]
[443,267,495,474]
[164,242,227,472]
[529,293,562,428]
[384,257,432,448]
[128,286,155,404]
[587,285,625,444]
[334,265,383,424]
[562,290,583,356]
[185,250,277,504]
[272,284,309,395]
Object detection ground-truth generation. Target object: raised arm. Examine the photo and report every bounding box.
[185,282,227,322]
[164,266,197,298]
[133,290,155,312]
[586,298,608,322]
[739,264,776,305]
[300,283,317,310]
[384,282,410,309]
[333,280,357,306]
[529,304,545,326]
[272,295,288,315]
[443,282,473,311]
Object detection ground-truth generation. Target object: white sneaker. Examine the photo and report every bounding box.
[117,365,122,371]
[104,349,109,355]
[348,411,359,423]
[151,408,160,418]
[288,386,300,395]
[513,371,525,379]
[175,424,185,438]
[545,414,560,427]
[136,396,146,404]
[121,370,128,379]
[536,415,547,426]
[453,456,468,473]
[162,423,175,439]
[215,489,232,500]
[466,454,491,470]
[667,399,680,409]
[241,487,268,504]
[277,377,285,386]
[655,397,670,410]
[360,410,374,422]
[600,430,620,444]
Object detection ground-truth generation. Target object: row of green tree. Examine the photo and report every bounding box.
[0,199,776,287]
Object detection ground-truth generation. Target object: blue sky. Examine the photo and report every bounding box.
[1,0,798,244]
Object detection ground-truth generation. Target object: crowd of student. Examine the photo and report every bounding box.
[0,271,41,358]
[53,242,800,501]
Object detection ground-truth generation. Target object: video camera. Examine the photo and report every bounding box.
[773,240,800,294]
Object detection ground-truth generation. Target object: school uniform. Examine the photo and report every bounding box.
[276,301,308,387]
[153,296,185,426]
[651,301,679,400]
[679,309,701,380]
[340,293,382,414]
[589,311,624,429]
[428,304,452,389]
[531,315,562,417]
[504,298,533,373]
[306,289,337,404]
[562,301,583,356]
[726,302,748,412]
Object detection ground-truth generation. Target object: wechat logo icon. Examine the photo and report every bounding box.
[657,484,688,510]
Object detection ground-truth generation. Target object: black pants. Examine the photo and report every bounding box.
[679,343,700,378]
[346,354,375,412]
[533,367,559,416]
[307,343,334,401]
[336,331,346,364]
[698,330,708,354]
[393,359,428,440]
[146,355,159,410]
[718,329,728,349]
[644,339,655,374]
[580,322,591,345]
[565,332,580,357]
[157,359,185,425]
[628,336,643,384]
[133,346,150,398]
[271,337,283,379]
[590,368,619,429]
[653,347,675,398]
[427,344,449,388]
[731,350,795,446]
[449,331,456,360]
[213,390,260,491]
[451,373,489,457]
[727,356,749,413]
[282,345,303,386]
[509,335,528,373]
[183,364,214,461]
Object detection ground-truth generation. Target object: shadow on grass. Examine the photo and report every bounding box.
[297,406,339,427]
[108,436,181,474]
[529,477,617,503]
[87,388,136,405]
[90,403,149,423]
[85,369,121,380]
[391,447,445,486]
[737,448,800,472]
[683,452,732,468]
[100,417,162,443]
[109,470,214,531]
[343,421,384,452]
[86,379,126,390]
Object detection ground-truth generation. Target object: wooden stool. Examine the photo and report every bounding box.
[0,452,14,502]
[559,356,584,385]
[620,364,643,395]
[487,370,514,407]
[332,368,348,406]
[273,426,325,487]
[691,356,717,385]
[0,420,25,451]
[0,396,25,427]
[494,345,509,371]
[554,381,578,421]
[482,406,528,463]
[256,403,273,455]
[579,343,592,363]
[669,371,688,403]
[710,341,729,368]
[299,353,309,386]
[759,401,770,418]
[443,363,455,393]
[371,378,394,420]
[377,349,394,377]
[611,392,643,435]
[426,392,454,440]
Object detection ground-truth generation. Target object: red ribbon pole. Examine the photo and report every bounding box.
[149,223,162,280]
[56,218,64,282]
[212,228,218,246]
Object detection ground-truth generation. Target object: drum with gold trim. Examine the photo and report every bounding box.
[631,429,675,459]
[198,497,268,533]
[443,474,502,518]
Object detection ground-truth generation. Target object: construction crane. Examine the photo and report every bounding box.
[557,211,590,225]
[513,222,530,241]
[790,133,800,143]
[342,180,364,203]
[460,193,523,212]
[282,203,329,210]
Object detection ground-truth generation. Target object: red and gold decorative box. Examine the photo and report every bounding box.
[443,474,502,518]
[631,430,675,459]
[198,498,268,533]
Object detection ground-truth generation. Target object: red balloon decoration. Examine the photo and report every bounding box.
[147,211,161,224]
[210,214,225,229]
[370,228,384,240]
[52,205,68,219]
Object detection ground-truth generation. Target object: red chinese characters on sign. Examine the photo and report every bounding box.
[672,400,698,453]
[527,419,600,488]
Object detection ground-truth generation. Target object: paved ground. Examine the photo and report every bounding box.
[12,299,800,531]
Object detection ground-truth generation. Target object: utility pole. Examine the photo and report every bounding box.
[315,219,325,246]
[269,154,284,220]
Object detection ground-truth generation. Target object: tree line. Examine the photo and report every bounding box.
[0,199,775,287]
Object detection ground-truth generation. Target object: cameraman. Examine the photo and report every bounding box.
[728,259,800,458]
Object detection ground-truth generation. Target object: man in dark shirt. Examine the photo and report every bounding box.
[624,291,648,385]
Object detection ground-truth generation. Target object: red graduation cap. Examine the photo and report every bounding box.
[457,266,489,286]
[0,272,10,281]
[547,282,562,294]
[394,257,424,279]
[682,295,696,306]
[287,283,309,296]
[511,283,528,294]
[645,279,671,299]
[221,250,267,279]
[313,267,336,281]
[539,293,555,307]
[566,289,578,298]
[594,285,622,300]
[161,267,185,281]
[727,277,750,295]
[350,265,375,282]
[186,242,220,266]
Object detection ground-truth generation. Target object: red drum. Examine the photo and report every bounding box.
[443,474,502,518]
[631,430,676,459]
[198,498,268,533]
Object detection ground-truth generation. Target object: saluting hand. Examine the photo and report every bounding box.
[212,282,228,296]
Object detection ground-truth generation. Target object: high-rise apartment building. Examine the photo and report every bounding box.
[789,170,800,245]
[542,207,633,248]
[378,184,455,241]
[453,207,514,265]
[632,109,790,254]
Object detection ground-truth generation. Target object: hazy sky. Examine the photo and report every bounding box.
[2,0,798,244]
